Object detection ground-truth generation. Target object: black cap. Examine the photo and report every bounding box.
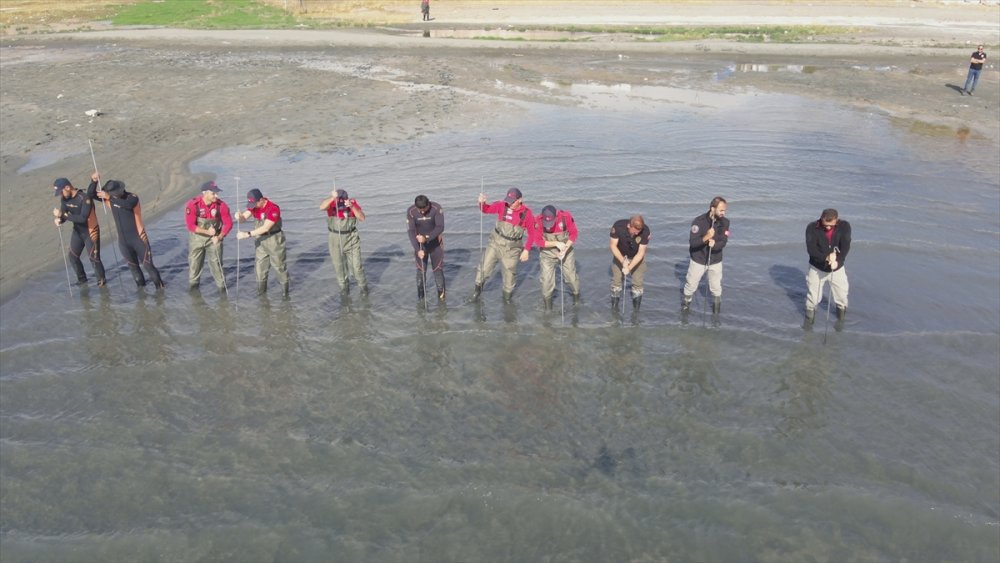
[53,177,71,196]
[246,188,264,209]
[504,187,523,204]
[541,205,557,229]
[200,180,221,193]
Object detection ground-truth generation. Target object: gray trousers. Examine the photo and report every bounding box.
[683,259,722,298]
[188,232,225,289]
[611,259,646,297]
[255,232,289,286]
[539,247,580,298]
[328,230,367,291]
[475,235,522,294]
[805,265,848,311]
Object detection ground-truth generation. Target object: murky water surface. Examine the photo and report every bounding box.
[2,89,998,561]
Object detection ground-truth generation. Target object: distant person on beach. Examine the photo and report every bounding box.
[237,188,289,297]
[681,196,730,316]
[320,188,368,297]
[185,180,232,292]
[96,179,164,289]
[470,188,535,304]
[406,194,446,301]
[533,204,580,310]
[421,0,430,21]
[609,215,649,312]
[962,45,987,96]
[52,173,106,287]
[804,208,851,326]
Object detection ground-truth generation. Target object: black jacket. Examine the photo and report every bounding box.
[689,212,729,265]
[806,219,851,272]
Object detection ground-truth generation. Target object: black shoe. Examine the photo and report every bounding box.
[469,284,482,302]
[632,295,642,311]
[96,278,107,287]
[836,305,847,321]
[967,90,973,96]
[611,294,621,310]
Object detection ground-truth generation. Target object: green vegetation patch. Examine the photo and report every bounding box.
[112,0,299,29]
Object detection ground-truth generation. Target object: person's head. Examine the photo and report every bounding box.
[504,187,523,208]
[627,214,645,236]
[246,188,265,209]
[200,180,221,203]
[53,177,74,199]
[819,208,839,230]
[541,205,557,230]
[415,194,430,214]
[103,180,126,199]
[978,45,985,52]
[709,196,728,219]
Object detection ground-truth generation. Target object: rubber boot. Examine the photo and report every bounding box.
[712,296,721,315]
[360,284,369,297]
[836,305,847,321]
[282,282,290,298]
[804,308,815,325]
[681,294,692,311]
[417,285,425,301]
[543,295,553,311]
[503,290,513,304]
[438,288,446,301]
[257,280,268,296]
[470,284,482,302]
[632,294,642,311]
[611,291,621,310]
[572,293,581,305]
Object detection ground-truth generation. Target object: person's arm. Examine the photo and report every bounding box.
[240,218,276,239]
[217,201,233,240]
[349,199,365,222]
[565,212,578,245]
[805,223,830,265]
[53,199,68,226]
[184,200,200,234]
[834,221,851,264]
[133,200,147,239]
[519,208,534,261]
[319,195,336,211]
[609,229,626,265]
[629,244,648,271]
[428,205,445,241]
[713,217,730,252]
[689,217,708,251]
[406,207,420,251]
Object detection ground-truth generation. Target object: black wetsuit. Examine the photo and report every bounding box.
[406,202,445,295]
[59,180,106,284]
[106,187,163,288]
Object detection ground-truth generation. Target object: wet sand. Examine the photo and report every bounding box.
[1,1,997,302]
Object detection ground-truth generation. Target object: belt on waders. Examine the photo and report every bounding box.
[494,228,523,242]
[328,227,357,234]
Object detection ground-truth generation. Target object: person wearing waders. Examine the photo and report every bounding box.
[319,188,368,296]
[804,208,851,326]
[237,189,289,297]
[470,188,535,304]
[406,194,445,301]
[609,215,650,311]
[681,196,730,315]
[185,180,232,292]
[52,173,106,287]
[533,204,580,310]
[96,180,164,289]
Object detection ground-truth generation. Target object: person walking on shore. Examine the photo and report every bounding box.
[237,188,289,297]
[406,194,445,301]
[320,188,368,296]
[96,179,165,289]
[52,173,106,287]
[421,0,430,21]
[534,204,580,310]
[681,196,730,315]
[609,215,650,311]
[962,45,987,96]
[470,188,535,304]
[185,180,232,292]
[804,208,851,326]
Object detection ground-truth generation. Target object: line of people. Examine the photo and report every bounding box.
[52,176,851,326]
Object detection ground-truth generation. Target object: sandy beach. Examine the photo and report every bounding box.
[1,1,997,302]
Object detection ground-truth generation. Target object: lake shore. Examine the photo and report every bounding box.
[1,1,997,302]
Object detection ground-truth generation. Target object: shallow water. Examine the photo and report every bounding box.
[2,90,998,561]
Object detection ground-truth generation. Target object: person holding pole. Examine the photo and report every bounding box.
[96,179,164,290]
[52,173,107,287]
[406,194,445,302]
[534,204,580,310]
[470,187,535,304]
[185,180,232,293]
[609,215,649,312]
[804,208,851,326]
[237,188,289,297]
[320,187,368,297]
[681,196,730,315]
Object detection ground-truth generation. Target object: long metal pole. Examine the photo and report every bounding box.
[89,139,125,292]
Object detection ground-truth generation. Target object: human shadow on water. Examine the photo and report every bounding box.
[364,244,406,289]
[770,264,806,310]
[286,240,330,285]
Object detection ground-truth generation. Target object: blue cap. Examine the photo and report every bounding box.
[246,188,264,209]
[200,180,221,193]
[53,177,71,196]
[504,187,522,204]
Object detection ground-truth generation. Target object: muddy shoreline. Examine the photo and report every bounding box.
[1,17,997,302]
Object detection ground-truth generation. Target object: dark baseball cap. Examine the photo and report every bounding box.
[53,177,71,196]
[541,205,557,228]
[200,180,221,193]
[504,187,523,204]
[103,180,125,195]
[246,188,264,208]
